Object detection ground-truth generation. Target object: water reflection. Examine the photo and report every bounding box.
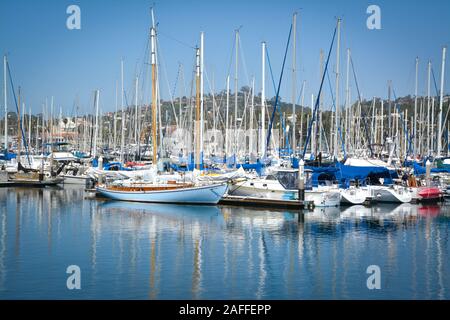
[0,187,449,299]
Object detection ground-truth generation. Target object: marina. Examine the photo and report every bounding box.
[1,0,450,301]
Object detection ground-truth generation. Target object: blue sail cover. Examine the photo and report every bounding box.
[413,162,450,174]
[335,162,395,186]
[0,151,16,161]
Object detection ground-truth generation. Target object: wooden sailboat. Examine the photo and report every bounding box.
[96,16,227,205]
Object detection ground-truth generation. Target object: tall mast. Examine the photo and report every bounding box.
[334,18,341,160]
[291,12,297,155]
[93,89,99,158]
[151,26,157,166]
[318,49,324,155]
[234,29,239,164]
[345,48,350,153]
[225,75,230,160]
[28,105,31,151]
[261,41,266,158]
[200,32,204,163]
[113,81,117,152]
[3,55,7,150]
[437,46,447,157]
[120,59,125,163]
[249,77,255,160]
[50,96,53,157]
[388,80,392,138]
[413,57,419,159]
[17,87,21,161]
[195,47,201,170]
[427,60,431,155]
[299,80,305,153]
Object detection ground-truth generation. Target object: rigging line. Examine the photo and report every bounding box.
[158,31,196,49]
[302,24,336,160]
[238,32,251,87]
[266,23,293,155]
[431,67,440,97]
[265,47,278,93]
[265,44,289,149]
[156,37,179,127]
[349,55,373,157]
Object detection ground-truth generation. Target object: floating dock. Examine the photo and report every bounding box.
[219,195,313,210]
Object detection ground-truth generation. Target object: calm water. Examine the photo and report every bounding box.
[0,186,449,300]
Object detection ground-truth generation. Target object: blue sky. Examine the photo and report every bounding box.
[0,0,449,116]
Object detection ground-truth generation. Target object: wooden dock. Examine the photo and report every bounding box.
[219,195,313,210]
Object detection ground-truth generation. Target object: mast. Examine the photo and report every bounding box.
[431,97,435,153]
[318,49,324,155]
[195,47,201,170]
[114,81,117,153]
[120,59,125,163]
[234,29,239,165]
[17,87,21,162]
[299,80,305,153]
[151,26,157,166]
[334,18,341,160]
[28,105,31,151]
[3,55,7,150]
[249,77,255,161]
[427,60,431,155]
[413,57,419,160]
[437,46,446,157]
[388,80,392,138]
[50,96,53,164]
[345,48,350,153]
[200,32,204,164]
[225,75,230,160]
[93,89,99,158]
[261,42,266,158]
[291,12,297,155]
[380,100,384,147]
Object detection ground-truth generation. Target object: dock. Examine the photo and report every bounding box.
[219,195,313,210]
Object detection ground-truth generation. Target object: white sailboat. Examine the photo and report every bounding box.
[97,17,227,205]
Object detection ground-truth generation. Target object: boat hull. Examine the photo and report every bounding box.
[371,186,412,203]
[96,183,228,205]
[340,188,368,205]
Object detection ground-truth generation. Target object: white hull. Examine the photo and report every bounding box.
[340,187,369,205]
[371,186,412,203]
[96,183,228,205]
[305,190,341,207]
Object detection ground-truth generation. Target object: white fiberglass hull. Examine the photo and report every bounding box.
[96,183,228,205]
[371,186,412,203]
[340,188,369,205]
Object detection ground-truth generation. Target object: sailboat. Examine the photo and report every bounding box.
[96,18,227,205]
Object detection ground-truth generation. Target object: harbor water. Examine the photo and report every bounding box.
[0,186,449,299]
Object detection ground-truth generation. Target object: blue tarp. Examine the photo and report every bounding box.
[0,151,16,161]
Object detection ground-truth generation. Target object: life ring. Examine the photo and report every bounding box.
[45,172,51,178]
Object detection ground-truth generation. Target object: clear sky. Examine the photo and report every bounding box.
[0,0,449,116]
